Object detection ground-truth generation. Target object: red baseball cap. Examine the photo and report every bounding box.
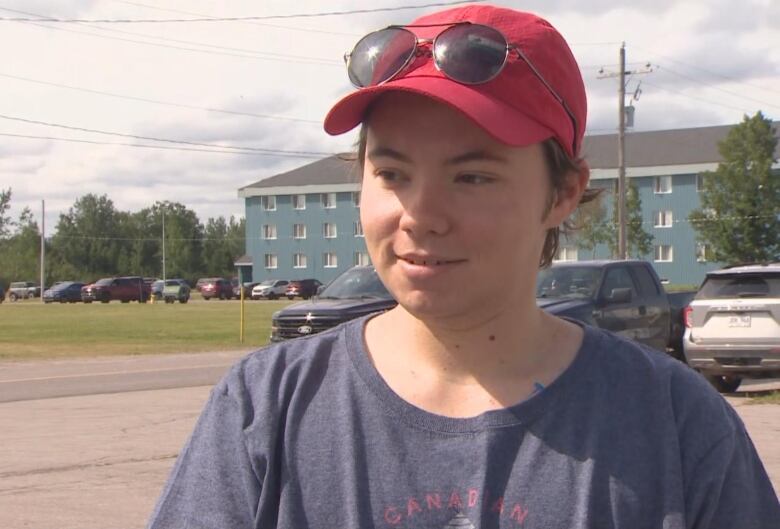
[323,4,587,158]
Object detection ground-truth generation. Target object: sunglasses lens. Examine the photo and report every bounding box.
[434,24,508,84]
[347,28,417,87]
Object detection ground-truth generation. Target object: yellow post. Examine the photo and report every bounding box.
[239,283,245,344]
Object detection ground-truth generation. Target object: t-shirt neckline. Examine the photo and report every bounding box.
[344,314,601,434]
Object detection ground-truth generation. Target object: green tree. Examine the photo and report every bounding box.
[203,215,245,277]
[49,194,129,279]
[689,111,779,263]
[608,182,654,259]
[572,192,611,259]
[0,188,11,239]
[0,207,41,282]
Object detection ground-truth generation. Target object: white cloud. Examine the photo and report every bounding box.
[0,0,776,232]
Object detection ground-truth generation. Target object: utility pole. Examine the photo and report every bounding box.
[40,200,45,302]
[162,205,166,281]
[598,44,652,259]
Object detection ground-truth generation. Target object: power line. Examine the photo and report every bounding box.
[0,6,341,66]
[0,72,321,124]
[0,132,329,159]
[657,65,780,112]
[0,1,486,23]
[111,0,362,37]
[0,113,333,156]
[632,44,780,97]
[642,80,754,113]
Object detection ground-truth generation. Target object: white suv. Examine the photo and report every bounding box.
[683,263,780,392]
[251,279,289,300]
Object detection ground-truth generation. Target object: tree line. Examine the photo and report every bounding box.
[0,192,245,289]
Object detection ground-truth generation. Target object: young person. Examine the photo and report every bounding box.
[147,5,780,528]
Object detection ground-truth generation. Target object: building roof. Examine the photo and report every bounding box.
[240,121,780,191]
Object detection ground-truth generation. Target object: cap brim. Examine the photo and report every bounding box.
[324,76,555,148]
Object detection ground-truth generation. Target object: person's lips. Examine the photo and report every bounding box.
[396,253,466,266]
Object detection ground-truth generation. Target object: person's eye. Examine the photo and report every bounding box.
[455,173,495,185]
[374,169,404,184]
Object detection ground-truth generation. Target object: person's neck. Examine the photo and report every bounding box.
[370,302,571,385]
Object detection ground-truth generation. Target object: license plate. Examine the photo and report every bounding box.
[728,315,751,327]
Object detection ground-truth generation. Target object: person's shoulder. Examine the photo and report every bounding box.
[214,316,362,401]
[582,325,739,436]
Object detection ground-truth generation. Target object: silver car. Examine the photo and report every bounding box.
[683,263,780,392]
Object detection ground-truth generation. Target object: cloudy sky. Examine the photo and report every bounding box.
[0,0,777,233]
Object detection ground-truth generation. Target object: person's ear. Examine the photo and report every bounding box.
[544,161,590,228]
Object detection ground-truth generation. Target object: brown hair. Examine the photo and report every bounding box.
[350,124,602,269]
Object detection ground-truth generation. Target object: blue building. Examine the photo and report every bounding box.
[238,122,779,287]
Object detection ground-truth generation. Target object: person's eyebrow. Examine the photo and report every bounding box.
[366,147,412,163]
[446,150,509,165]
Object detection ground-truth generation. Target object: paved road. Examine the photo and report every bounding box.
[0,350,252,403]
[0,353,778,529]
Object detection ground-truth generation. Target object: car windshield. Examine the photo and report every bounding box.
[153,280,165,288]
[52,282,74,291]
[164,280,181,286]
[696,274,780,299]
[536,266,601,299]
[258,280,274,287]
[95,278,113,286]
[318,267,392,300]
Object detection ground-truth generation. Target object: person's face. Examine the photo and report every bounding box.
[360,93,582,324]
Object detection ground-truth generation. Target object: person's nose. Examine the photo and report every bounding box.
[397,178,452,237]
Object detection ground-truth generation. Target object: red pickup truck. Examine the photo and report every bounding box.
[81,276,151,303]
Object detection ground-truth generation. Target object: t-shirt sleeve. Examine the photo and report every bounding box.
[684,407,780,529]
[146,369,262,529]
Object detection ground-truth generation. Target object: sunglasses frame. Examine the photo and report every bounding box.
[344,22,579,156]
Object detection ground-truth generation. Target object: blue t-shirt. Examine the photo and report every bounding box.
[148,316,780,528]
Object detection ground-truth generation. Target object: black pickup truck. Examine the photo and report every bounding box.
[537,260,695,354]
[271,262,695,354]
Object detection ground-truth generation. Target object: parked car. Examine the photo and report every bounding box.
[200,278,234,300]
[150,280,166,301]
[81,276,150,303]
[271,266,396,342]
[251,279,290,300]
[285,279,323,300]
[43,281,85,303]
[161,279,191,304]
[7,281,41,301]
[234,281,259,299]
[683,263,780,393]
[195,278,209,292]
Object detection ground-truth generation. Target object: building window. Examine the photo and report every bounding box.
[264,253,278,269]
[696,174,706,193]
[293,223,306,239]
[261,195,276,211]
[262,224,277,240]
[654,210,673,228]
[322,192,337,209]
[293,253,307,269]
[352,191,361,208]
[654,176,672,194]
[293,194,306,210]
[354,220,364,237]
[553,246,578,262]
[323,252,338,268]
[323,222,337,238]
[654,245,673,262]
[696,243,710,262]
[354,251,370,266]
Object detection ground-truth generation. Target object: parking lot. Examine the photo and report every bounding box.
[0,351,778,529]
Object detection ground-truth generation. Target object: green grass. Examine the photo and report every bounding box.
[0,298,294,360]
[745,391,780,405]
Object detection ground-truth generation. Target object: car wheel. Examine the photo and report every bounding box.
[9,293,18,302]
[705,374,742,393]
[287,296,294,300]
[180,297,188,304]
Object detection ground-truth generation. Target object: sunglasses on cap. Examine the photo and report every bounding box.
[343,22,579,156]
